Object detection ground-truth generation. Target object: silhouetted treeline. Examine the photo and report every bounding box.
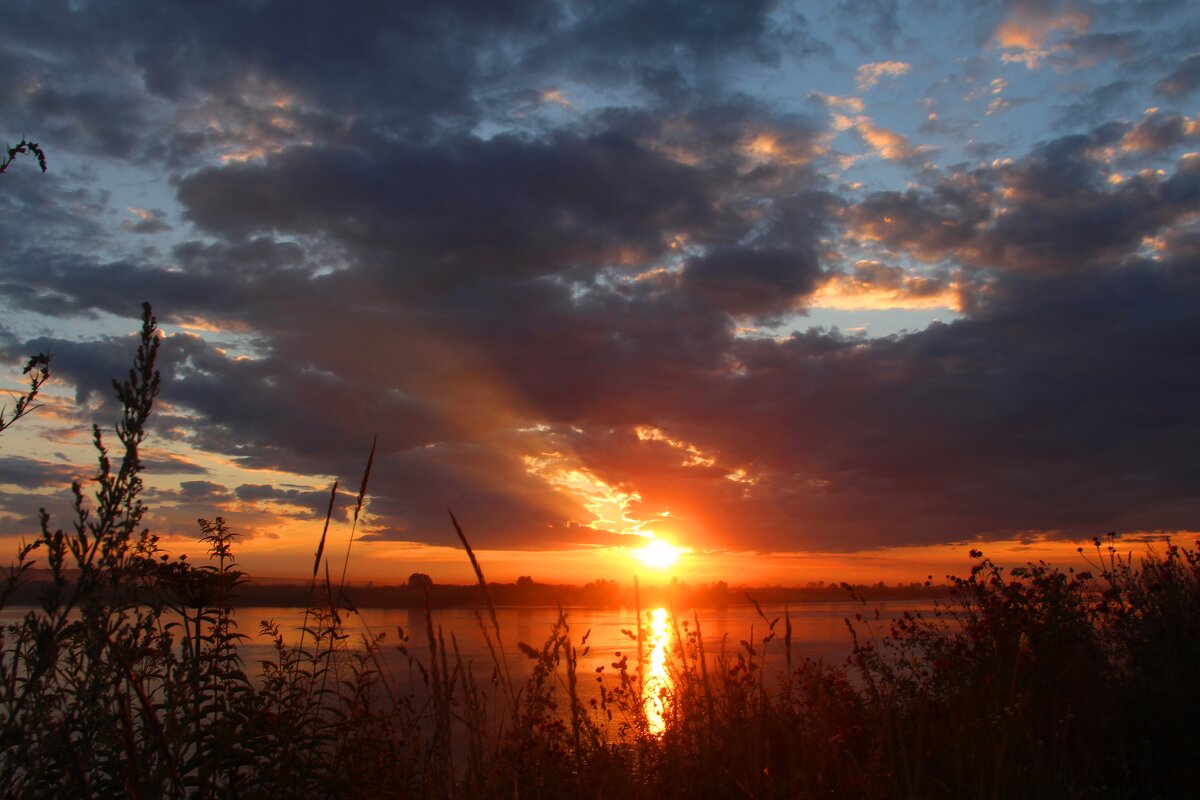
[4,571,943,610]
[175,577,941,609]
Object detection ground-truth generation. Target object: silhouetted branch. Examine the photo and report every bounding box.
[0,353,51,439]
[0,138,47,175]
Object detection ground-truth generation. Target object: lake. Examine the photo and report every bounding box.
[2,599,936,675]
[1,599,938,735]
[233,600,917,667]
[236,600,936,721]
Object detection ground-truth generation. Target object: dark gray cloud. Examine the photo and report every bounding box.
[140,452,209,475]
[177,132,721,283]
[234,483,345,521]
[982,148,1199,273]
[844,123,1200,275]
[1063,32,1138,65]
[1054,80,1134,128]
[1,0,561,155]
[23,86,148,160]
[835,0,902,53]
[1155,53,1200,98]
[0,170,111,255]
[549,0,778,62]
[1119,110,1200,154]
[543,246,1200,551]
[0,487,74,536]
[682,246,824,316]
[0,0,802,172]
[0,457,79,490]
[520,0,793,98]
[712,256,1200,547]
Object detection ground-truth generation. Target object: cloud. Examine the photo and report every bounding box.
[600,97,831,178]
[853,117,930,163]
[140,451,211,475]
[176,132,720,281]
[234,483,348,521]
[985,96,1031,116]
[809,92,865,113]
[1057,32,1137,69]
[855,61,911,90]
[1119,109,1200,154]
[122,207,172,234]
[994,4,1091,69]
[546,244,1200,551]
[0,456,80,490]
[835,0,902,53]
[0,487,77,536]
[843,122,1200,274]
[541,0,780,64]
[1054,80,1134,127]
[0,170,112,255]
[681,246,825,316]
[510,0,804,107]
[810,262,962,311]
[1155,54,1200,99]
[742,128,830,166]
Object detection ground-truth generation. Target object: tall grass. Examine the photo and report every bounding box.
[1,304,1197,798]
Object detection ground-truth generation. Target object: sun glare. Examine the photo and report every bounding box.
[643,607,672,735]
[634,539,684,569]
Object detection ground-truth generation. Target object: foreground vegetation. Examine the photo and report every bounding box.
[1,306,1197,798]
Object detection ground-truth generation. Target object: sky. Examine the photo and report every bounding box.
[1,0,1198,585]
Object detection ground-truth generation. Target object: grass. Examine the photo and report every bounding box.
[0,303,1198,798]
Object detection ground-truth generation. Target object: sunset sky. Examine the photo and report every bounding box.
[1,0,1198,585]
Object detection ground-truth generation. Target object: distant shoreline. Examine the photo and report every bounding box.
[3,574,946,610]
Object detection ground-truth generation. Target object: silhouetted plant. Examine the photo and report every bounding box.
[0,137,47,176]
[0,354,50,438]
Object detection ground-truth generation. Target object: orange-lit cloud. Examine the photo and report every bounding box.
[121,207,172,234]
[522,451,658,539]
[166,317,258,337]
[810,263,963,312]
[851,117,929,163]
[220,146,284,164]
[994,5,1090,69]
[166,71,310,166]
[635,425,717,467]
[540,89,572,108]
[741,129,828,166]
[856,61,911,90]
[809,92,865,114]
[1119,109,1200,153]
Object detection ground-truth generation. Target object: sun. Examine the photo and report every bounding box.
[634,538,685,570]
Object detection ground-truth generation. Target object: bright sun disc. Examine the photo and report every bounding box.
[635,539,683,569]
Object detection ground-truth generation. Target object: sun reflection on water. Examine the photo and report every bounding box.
[643,607,673,735]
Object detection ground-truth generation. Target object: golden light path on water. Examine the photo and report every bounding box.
[643,607,673,735]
